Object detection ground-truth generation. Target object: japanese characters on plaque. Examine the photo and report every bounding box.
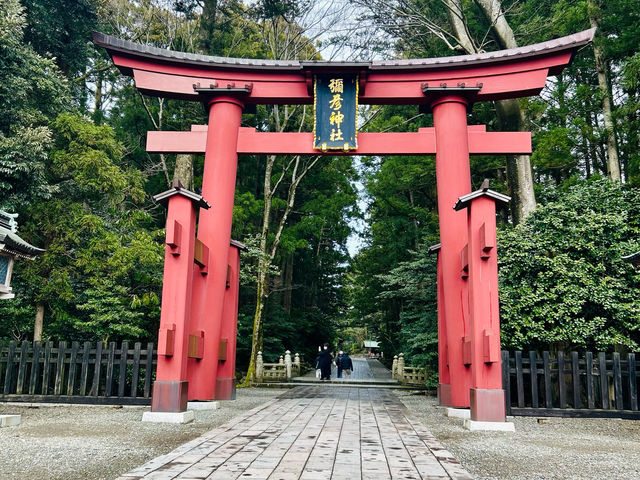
[313,75,358,151]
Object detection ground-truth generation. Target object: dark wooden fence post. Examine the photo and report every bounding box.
[586,352,594,409]
[79,342,91,396]
[3,341,16,395]
[131,342,141,398]
[529,351,539,408]
[543,351,552,408]
[67,341,79,395]
[515,351,525,408]
[42,342,52,395]
[54,341,67,396]
[557,351,566,409]
[599,352,609,409]
[144,342,154,398]
[16,341,29,395]
[613,352,623,410]
[501,350,511,415]
[105,342,116,397]
[118,341,128,398]
[571,351,581,409]
[629,353,638,411]
[91,341,103,396]
[29,341,42,395]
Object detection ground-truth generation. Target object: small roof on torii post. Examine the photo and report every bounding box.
[93,29,595,106]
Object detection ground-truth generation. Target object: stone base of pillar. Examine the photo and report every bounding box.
[464,418,515,432]
[469,388,506,422]
[151,380,189,412]
[187,401,218,410]
[446,408,470,419]
[142,410,194,424]
[438,383,451,407]
[214,377,236,400]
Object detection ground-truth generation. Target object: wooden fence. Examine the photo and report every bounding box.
[502,350,639,418]
[0,341,156,405]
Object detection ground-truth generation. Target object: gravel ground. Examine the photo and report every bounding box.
[3,388,639,480]
[0,388,286,480]
[396,390,640,480]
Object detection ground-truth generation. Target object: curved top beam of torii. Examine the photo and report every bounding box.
[93,29,594,106]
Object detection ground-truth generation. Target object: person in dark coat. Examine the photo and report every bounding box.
[315,343,333,380]
[335,351,344,378]
[341,352,354,377]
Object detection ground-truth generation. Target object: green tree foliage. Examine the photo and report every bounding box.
[499,178,640,351]
[0,114,163,342]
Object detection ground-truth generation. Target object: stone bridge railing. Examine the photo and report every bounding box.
[255,350,300,382]
[392,353,427,386]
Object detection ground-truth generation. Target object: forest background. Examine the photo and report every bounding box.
[0,0,638,384]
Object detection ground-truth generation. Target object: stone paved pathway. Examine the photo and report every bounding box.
[118,386,472,480]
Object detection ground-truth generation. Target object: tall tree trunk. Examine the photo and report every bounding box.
[34,302,44,342]
[588,0,620,181]
[283,254,293,314]
[173,154,193,190]
[92,70,103,125]
[475,0,537,223]
[199,0,219,54]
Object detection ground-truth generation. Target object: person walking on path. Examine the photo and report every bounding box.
[341,352,354,377]
[335,351,344,378]
[315,343,333,380]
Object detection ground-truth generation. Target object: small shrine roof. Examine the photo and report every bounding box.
[0,227,45,258]
[622,251,640,266]
[93,28,595,75]
[153,181,210,210]
[454,188,511,211]
[428,243,441,254]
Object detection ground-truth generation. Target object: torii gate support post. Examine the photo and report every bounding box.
[429,243,450,406]
[149,185,204,416]
[431,95,473,408]
[214,243,242,400]
[187,95,245,400]
[455,189,510,423]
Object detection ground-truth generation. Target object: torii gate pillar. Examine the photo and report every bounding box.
[188,95,245,400]
[432,96,473,407]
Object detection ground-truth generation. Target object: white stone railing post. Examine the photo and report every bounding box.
[285,350,292,379]
[256,351,263,381]
[398,353,405,383]
[392,355,398,379]
[294,352,300,367]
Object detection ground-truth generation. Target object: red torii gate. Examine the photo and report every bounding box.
[95,28,594,424]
